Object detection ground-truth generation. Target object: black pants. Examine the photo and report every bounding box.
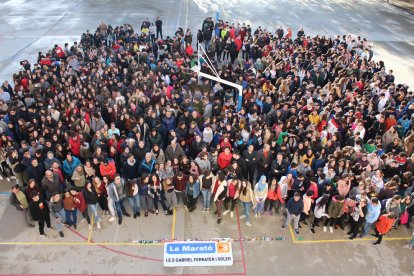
[300,212,309,222]
[246,164,256,184]
[349,218,364,238]
[187,195,197,210]
[264,198,281,213]
[324,217,338,227]
[82,209,91,224]
[374,229,384,244]
[223,197,237,211]
[157,28,163,39]
[98,195,109,211]
[311,217,323,227]
[38,216,51,235]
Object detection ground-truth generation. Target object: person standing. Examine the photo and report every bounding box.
[323,195,345,233]
[83,182,102,229]
[186,174,200,212]
[69,187,91,229]
[199,170,215,212]
[29,191,51,239]
[239,180,256,227]
[163,177,177,216]
[348,198,368,240]
[63,190,77,229]
[48,193,67,237]
[282,192,303,234]
[10,184,35,228]
[254,175,268,218]
[155,16,163,39]
[242,144,257,185]
[126,179,140,218]
[107,174,131,224]
[372,213,397,245]
[223,178,240,218]
[213,172,228,224]
[173,171,188,207]
[360,197,381,237]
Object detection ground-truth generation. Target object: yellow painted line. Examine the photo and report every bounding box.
[87,214,94,243]
[295,237,411,244]
[171,208,176,240]
[288,225,297,243]
[0,242,164,246]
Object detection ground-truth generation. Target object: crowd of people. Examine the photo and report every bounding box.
[3,16,414,247]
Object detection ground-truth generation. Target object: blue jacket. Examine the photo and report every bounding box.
[186,181,200,198]
[138,159,156,176]
[366,202,381,223]
[62,157,81,177]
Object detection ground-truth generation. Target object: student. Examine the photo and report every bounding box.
[29,191,52,239]
[83,182,102,229]
[223,178,239,218]
[254,175,268,218]
[10,184,35,228]
[372,213,397,245]
[213,172,228,224]
[48,192,67,237]
[282,192,304,234]
[186,173,200,212]
[199,170,216,212]
[360,197,381,237]
[238,179,256,226]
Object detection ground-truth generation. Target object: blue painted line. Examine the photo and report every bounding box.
[0,192,11,195]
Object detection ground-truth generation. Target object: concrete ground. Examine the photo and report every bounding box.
[0,190,412,275]
[0,0,414,275]
[0,0,413,87]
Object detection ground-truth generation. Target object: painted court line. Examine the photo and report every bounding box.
[171,207,176,240]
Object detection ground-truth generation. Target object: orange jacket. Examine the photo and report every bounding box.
[375,215,395,234]
[266,186,284,203]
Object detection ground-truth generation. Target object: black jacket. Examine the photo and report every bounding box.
[83,187,99,205]
[29,199,50,221]
[122,160,140,180]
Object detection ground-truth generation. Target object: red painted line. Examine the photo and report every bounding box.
[235,207,247,275]
[65,226,162,262]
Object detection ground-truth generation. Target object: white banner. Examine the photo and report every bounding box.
[163,239,233,267]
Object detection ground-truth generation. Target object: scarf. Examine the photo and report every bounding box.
[257,175,267,192]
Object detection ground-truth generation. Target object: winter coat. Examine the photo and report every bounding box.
[62,157,81,177]
[327,195,345,218]
[165,144,185,161]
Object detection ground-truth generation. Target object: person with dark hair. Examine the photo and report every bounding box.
[29,191,51,239]
[107,174,131,225]
[372,213,397,245]
[323,195,345,233]
[185,173,200,212]
[173,171,189,207]
[10,184,34,228]
[238,179,255,227]
[360,197,382,237]
[348,198,368,240]
[282,192,303,234]
[213,171,227,224]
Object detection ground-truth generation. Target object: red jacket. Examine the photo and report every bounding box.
[100,162,117,180]
[218,152,233,169]
[74,192,87,213]
[375,215,395,234]
[69,136,81,156]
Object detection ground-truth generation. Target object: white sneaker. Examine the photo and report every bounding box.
[81,218,86,223]
[230,211,234,218]
[109,216,116,222]
[403,245,413,249]
[0,175,4,180]
[88,224,92,230]
[329,227,333,233]
[10,176,16,179]
[40,234,47,239]
[254,214,258,219]
[223,210,230,216]
[239,215,246,219]
[97,222,101,230]
[323,226,327,232]
[245,222,252,227]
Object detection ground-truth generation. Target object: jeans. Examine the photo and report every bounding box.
[285,210,300,230]
[241,201,252,222]
[255,199,265,214]
[128,194,141,214]
[114,197,127,219]
[65,209,77,226]
[362,221,374,236]
[53,209,67,232]
[139,194,154,212]
[201,189,212,209]
[88,203,101,223]
[409,236,414,247]
[107,196,116,217]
